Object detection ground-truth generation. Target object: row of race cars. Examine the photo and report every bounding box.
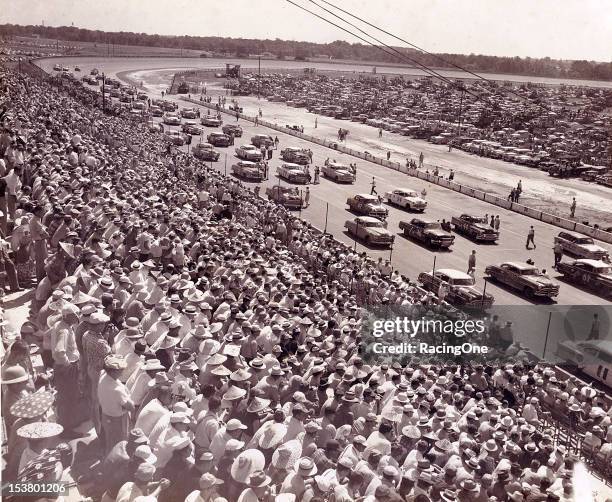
[152,104,612,307]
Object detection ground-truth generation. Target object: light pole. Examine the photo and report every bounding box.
[323,203,329,234]
[102,73,106,113]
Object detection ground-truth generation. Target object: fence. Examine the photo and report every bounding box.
[180,96,612,244]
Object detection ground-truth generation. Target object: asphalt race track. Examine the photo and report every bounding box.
[35,57,612,307]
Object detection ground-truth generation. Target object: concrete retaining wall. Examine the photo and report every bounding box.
[181,96,612,245]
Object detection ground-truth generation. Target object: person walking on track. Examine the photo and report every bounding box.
[526,226,536,249]
[370,177,377,195]
[467,250,476,276]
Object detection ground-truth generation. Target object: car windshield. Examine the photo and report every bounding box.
[362,220,384,228]
[595,265,612,274]
[400,191,417,197]
[451,278,475,286]
[520,268,538,275]
[425,223,442,229]
[576,237,594,244]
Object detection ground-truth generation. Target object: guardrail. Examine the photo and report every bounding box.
[181,96,612,244]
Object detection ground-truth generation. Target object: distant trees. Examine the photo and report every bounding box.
[2,23,611,81]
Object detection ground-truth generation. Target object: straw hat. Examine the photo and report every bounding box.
[271,439,302,470]
[259,422,288,449]
[223,386,247,401]
[17,421,64,439]
[199,473,223,489]
[247,397,271,413]
[231,449,266,482]
[2,365,29,384]
[295,457,317,476]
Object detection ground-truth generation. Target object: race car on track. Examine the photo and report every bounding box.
[207,132,232,147]
[281,147,310,165]
[399,218,455,249]
[163,131,190,146]
[346,194,388,219]
[418,269,495,308]
[251,134,274,148]
[344,216,395,247]
[162,112,181,126]
[277,163,309,184]
[321,161,355,183]
[556,259,612,297]
[181,107,198,119]
[385,188,427,212]
[452,214,499,242]
[266,185,303,209]
[485,261,560,299]
[236,144,263,161]
[182,121,203,135]
[201,116,222,127]
[222,124,243,137]
[192,143,220,161]
[554,231,610,261]
[232,161,264,181]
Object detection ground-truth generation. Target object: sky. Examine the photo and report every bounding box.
[1,0,611,61]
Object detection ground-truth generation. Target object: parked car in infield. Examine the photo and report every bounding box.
[90,68,99,75]
[554,231,610,261]
[281,147,310,165]
[192,143,220,161]
[346,194,388,219]
[344,216,395,247]
[385,188,427,212]
[236,144,263,161]
[201,115,222,127]
[418,269,495,308]
[266,185,303,209]
[232,161,264,181]
[222,124,243,138]
[251,134,274,148]
[277,163,309,184]
[556,259,612,297]
[485,261,560,299]
[452,214,499,242]
[150,106,163,117]
[207,132,232,147]
[162,112,181,125]
[182,121,203,135]
[180,107,198,119]
[321,161,355,183]
[399,218,455,249]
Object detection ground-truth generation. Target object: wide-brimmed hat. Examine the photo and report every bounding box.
[247,470,271,488]
[231,448,266,482]
[259,422,288,449]
[484,439,498,452]
[147,371,170,388]
[10,391,55,419]
[17,421,64,439]
[247,397,271,414]
[440,489,458,502]
[104,355,127,370]
[459,479,480,492]
[295,456,317,476]
[2,365,29,384]
[271,439,302,470]
[223,386,247,401]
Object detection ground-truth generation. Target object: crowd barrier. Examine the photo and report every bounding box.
[181,96,612,245]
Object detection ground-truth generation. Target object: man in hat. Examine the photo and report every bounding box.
[50,303,82,437]
[99,428,149,501]
[185,473,224,502]
[115,462,170,502]
[98,355,135,453]
[237,470,273,502]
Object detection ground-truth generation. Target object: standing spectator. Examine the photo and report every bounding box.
[553,241,563,268]
[370,177,377,195]
[98,355,135,453]
[570,197,576,218]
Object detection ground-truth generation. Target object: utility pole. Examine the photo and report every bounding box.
[102,73,106,113]
[258,55,261,100]
[456,87,465,140]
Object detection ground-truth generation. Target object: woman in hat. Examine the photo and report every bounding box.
[2,364,34,436]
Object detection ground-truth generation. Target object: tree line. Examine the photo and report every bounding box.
[2,23,612,81]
